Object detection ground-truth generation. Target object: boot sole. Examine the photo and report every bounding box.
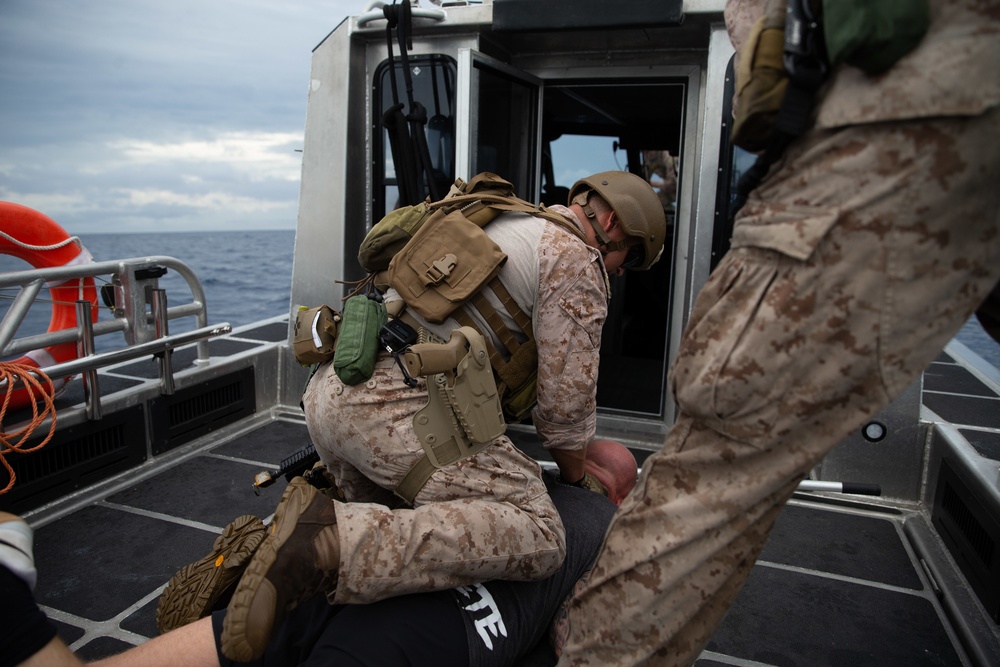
[156,515,266,635]
[221,479,316,662]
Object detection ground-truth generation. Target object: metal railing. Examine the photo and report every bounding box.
[1,256,233,420]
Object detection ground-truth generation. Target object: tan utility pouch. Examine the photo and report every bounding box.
[389,211,507,324]
[387,209,507,323]
[403,327,506,468]
[292,305,341,366]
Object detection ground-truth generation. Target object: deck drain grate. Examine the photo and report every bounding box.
[149,366,256,455]
[0,405,147,513]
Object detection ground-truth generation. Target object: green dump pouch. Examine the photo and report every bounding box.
[333,295,387,385]
[387,209,507,324]
[292,305,342,366]
[823,0,929,75]
[358,202,431,273]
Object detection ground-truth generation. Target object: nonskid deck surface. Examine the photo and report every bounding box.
[22,419,969,666]
[28,419,309,661]
[703,499,960,666]
[924,348,1000,453]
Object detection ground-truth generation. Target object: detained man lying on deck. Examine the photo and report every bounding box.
[3,440,637,667]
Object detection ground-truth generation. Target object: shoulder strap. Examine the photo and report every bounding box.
[428,188,588,244]
[487,201,587,242]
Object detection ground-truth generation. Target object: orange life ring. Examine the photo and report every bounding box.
[0,202,99,410]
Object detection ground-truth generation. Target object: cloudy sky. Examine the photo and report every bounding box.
[0,0,363,234]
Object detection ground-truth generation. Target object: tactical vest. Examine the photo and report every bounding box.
[361,172,587,424]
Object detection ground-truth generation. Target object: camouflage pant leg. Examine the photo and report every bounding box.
[559,108,1000,666]
[303,356,565,605]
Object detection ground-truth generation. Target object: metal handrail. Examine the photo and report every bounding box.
[1,256,229,419]
[0,256,210,358]
[2,322,232,422]
[25,322,233,380]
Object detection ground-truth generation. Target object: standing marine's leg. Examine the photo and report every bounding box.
[559,108,1000,666]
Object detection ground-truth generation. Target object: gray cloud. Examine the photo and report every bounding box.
[0,0,359,233]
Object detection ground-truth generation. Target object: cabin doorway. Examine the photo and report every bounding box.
[541,81,684,417]
[371,49,687,419]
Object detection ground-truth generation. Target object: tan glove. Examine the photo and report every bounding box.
[572,471,609,497]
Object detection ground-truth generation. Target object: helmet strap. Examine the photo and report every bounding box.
[571,190,630,253]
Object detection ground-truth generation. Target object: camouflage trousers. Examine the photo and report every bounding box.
[560,107,1000,666]
[302,355,565,605]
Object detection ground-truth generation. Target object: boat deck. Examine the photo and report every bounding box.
[22,418,965,666]
[13,342,1000,666]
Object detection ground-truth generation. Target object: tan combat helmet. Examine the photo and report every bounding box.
[569,171,667,271]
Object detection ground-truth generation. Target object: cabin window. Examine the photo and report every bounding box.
[373,54,457,218]
[467,63,538,198]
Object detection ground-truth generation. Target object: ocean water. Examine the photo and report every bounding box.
[0,230,295,354]
[955,316,1000,372]
[1,228,998,372]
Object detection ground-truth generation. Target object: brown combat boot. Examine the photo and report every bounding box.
[221,476,341,662]
[156,515,267,634]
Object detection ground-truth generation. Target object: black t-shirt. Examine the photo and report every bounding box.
[452,474,616,667]
[214,473,616,667]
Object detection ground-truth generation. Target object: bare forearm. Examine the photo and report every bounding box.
[88,617,220,667]
[550,446,587,484]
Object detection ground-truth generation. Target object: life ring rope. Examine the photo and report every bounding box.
[0,230,82,253]
[0,362,58,495]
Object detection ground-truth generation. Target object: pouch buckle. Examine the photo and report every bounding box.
[424,253,457,285]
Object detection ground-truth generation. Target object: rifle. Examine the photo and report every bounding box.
[252,443,325,495]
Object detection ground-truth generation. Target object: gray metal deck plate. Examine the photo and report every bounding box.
[232,322,288,342]
[924,362,999,397]
[923,393,1000,429]
[209,419,311,463]
[960,428,1000,462]
[706,565,960,666]
[33,504,211,621]
[761,504,921,590]
[110,338,260,378]
[24,420,975,664]
[104,456,285,528]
